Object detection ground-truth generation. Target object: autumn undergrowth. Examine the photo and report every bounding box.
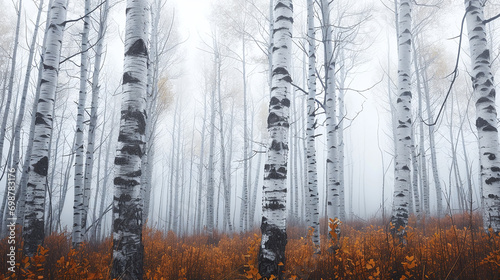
[1,213,499,279]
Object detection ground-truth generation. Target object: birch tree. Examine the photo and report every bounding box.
[464,0,500,233]
[0,0,22,170]
[305,0,320,250]
[72,0,91,248]
[83,0,110,239]
[258,0,292,278]
[111,0,149,278]
[320,0,340,229]
[391,0,412,238]
[23,0,69,256]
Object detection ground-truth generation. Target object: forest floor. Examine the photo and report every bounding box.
[1,213,500,279]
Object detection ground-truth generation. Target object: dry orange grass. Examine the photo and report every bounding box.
[0,213,499,279]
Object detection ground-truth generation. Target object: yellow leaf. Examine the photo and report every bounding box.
[366,258,375,269]
[405,255,414,262]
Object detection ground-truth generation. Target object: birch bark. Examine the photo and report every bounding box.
[320,0,340,227]
[23,0,68,256]
[258,0,292,278]
[83,0,109,237]
[391,0,412,238]
[464,0,500,233]
[305,0,320,249]
[111,0,149,277]
[72,0,91,248]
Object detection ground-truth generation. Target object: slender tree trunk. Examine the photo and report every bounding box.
[11,0,44,187]
[83,0,109,239]
[56,133,76,231]
[258,0,292,278]
[305,0,320,250]
[97,107,115,241]
[417,41,442,216]
[249,149,263,227]
[412,40,426,217]
[172,110,181,233]
[72,0,91,248]
[206,39,218,237]
[410,128,418,215]
[321,0,339,229]
[0,0,22,169]
[23,0,69,256]
[111,0,149,277]
[464,0,500,233]
[91,118,105,241]
[338,48,347,222]
[167,104,177,230]
[223,104,235,232]
[240,33,249,232]
[196,93,207,234]
[186,122,196,234]
[391,0,412,238]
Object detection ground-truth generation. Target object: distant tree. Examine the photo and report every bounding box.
[258,0,293,278]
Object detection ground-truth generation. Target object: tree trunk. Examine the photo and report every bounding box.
[412,40,426,217]
[305,0,320,250]
[83,0,109,239]
[196,92,207,234]
[0,0,22,170]
[72,0,91,248]
[240,32,249,232]
[464,0,500,233]
[206,41,218,236]
[11,0,44,190]
[110,0,149,277]
[23,0,69,257]
[321,0,339,229]
[258,0,292,278]
[391,0,412,239]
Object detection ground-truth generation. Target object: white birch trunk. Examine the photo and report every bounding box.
[418,49,442,216]
[0,0,22,169]
[413,40,426,217]
[206,43,218,236]
[23,0,68,256]
[72,0,91,248]
[196,92,207,234]
[391,0,412,238]
[305,0,320,250]
[97,110,115,242]
[240,33,249,232]
[83,0,109,238]
[12,0,44,182]
[167,105,177,230]
[172,110,181,233]
[111,0,149,278]
[464,0,500,233]
[222,103,234,232]
[337,48,347,222]
[258,0,292,278]
[321,0,340,228]
[249,149,263,227]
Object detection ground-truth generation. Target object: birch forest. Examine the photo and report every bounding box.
[2,0,500,279]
